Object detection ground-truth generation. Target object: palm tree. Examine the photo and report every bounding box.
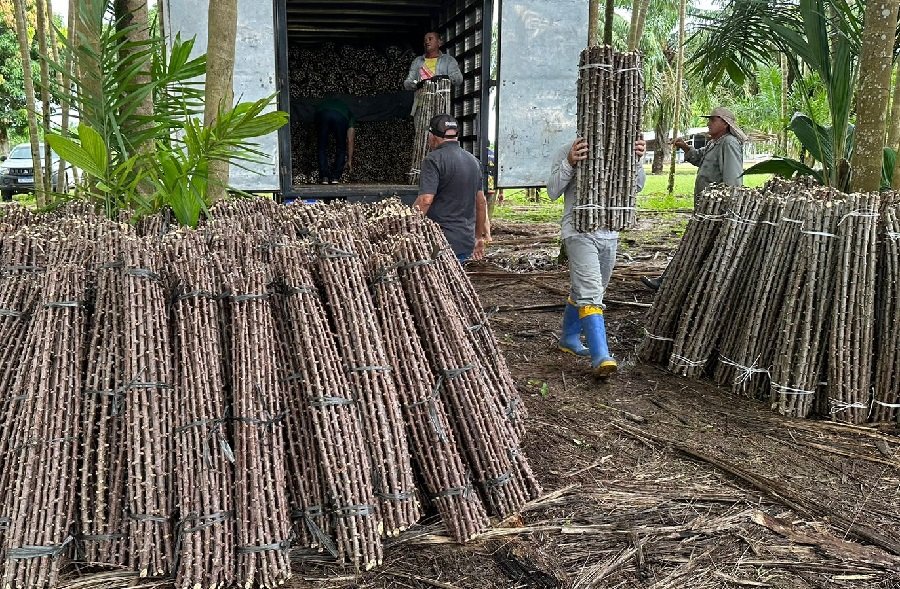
[666,0,686,197]
[849,0,900,192]
[204,0,238,203]
[11,0,46,205]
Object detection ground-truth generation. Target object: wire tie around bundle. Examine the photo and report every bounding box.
[432,481,474,499]
[872,399,900,408]
[125,267,162,282]
[717,354,769,384]
[1,264,45,274]
[176,416,235,466]
[780,217,803,225]
[13,435,75,453]
[78,532,127,542]
[838,209,879,224]
[828,398,870,415]
[0,308,24,317]
[176,289,222,301]
[483,472,513,489]
[308,395,354,407]
[127,511,168,523]
[236,539,292,554]
[181,510,235,534]
[468,306,498,333]
[349,365,393,373]
[886,232,900,241]
[408,376,449,442]
[771,382,815,396]
[371,262,401,285]
[690,213,726,222]
[334,504,375,517]
[760,220,779,226]
[282,284,318,296]
[6,536,74,561]
[283,371,306,383]
[232,292,270,302]
[726,212,757,226]
[643,329,675,342]
[235,411,288,427]
[293,506,338,558]
[505,397,520,422]
[97,260,125,270]
[376,490,415,501]
[0,516,9,531]
[442,364,476,380]
[669,354,706,368]
[319,244,358,259]
[801,229,836,238]
[578,63,613,70]
[43,299,84,309]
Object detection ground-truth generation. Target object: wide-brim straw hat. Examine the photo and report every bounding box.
[702,107,747,142]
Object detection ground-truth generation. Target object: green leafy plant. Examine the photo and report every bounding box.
[45,1,287,225]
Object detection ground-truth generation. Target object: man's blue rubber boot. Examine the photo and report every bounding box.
[579,305,617,377]
[558,301,589,357]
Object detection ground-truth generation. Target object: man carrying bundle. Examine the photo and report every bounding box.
[403,31,464,90]
[548,137,646,378]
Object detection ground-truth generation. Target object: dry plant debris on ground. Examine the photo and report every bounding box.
[62,215,900,589]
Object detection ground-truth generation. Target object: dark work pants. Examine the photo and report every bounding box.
[315,109,349,181]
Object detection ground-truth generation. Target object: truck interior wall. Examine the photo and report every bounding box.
[283,0,488,190]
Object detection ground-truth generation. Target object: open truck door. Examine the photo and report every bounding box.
[495,0,588,188]
[163,0,283,193]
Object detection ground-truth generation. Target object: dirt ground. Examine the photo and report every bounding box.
[283,213,900,589]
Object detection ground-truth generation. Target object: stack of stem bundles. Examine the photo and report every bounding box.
[289,43,417,185]
[408,77,452,185]
[574,46,643,232]
[0,200,538,589]
[638,178,895,424]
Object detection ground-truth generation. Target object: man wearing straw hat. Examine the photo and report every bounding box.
[548,137,647,378]
[642,106,746,291]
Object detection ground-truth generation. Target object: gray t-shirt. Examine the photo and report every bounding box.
[419,142,482,256]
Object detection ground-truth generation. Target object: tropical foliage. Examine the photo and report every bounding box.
[689,0,900,191]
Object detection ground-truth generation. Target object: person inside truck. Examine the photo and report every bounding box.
[314,97,356,184]
[414,114,490,263]
[403,31,463,90]
[548,136,646,379]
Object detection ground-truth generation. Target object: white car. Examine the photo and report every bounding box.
[0,143,73,201]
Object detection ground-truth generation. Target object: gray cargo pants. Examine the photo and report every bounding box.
[564,233,617,308]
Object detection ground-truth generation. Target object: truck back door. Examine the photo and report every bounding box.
[495,0,588,188]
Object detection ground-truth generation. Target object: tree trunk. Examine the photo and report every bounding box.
[204,0,238,203]
[603,0,614,46]
[76,0,104,129]
[627,0,650,51]
[667,0,687,198]
[588,0,599,46]
[56,0,76,193]
[780,53,789,155]
[12,0,46,206]
[887,62,900,149]
[35,0,53,194]
[849,0,899,193]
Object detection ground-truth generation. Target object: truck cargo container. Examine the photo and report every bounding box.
[163,0,589,201]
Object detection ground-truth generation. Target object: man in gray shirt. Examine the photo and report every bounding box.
[415,114,490,262]
[674,106,745,199]
[643,106,745,291]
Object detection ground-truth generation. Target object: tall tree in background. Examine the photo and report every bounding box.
[114,0,154,153]
[12,0,45,205]
[0,11,29,153]
[666,0,686,197]
[204,0,238,203]
[55,0,76,189]
[849,0,899,192]
[34,0,52,191]
[888,62,900,148]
